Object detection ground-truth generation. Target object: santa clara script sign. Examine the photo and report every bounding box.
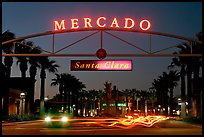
[71,60,132,71]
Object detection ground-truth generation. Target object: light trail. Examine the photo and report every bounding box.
[70,114,172,129]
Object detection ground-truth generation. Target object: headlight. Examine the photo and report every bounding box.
[61,116,68,122]
[45,116,51,122]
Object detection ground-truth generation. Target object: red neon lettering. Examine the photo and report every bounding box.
[54,20,66,30]
[96,17,106,28]
[110,18,119,28]
[140,20,151,30]
[71,19,79,29]
[53,18,152,31]
[124,18,135,29]
[84,18,93,28]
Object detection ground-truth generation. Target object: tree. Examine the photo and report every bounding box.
[27,44,42,114]
[51,73,64,102]
[2,30,16,78]
[15,41,32,78]
[148,88,157,114]
[54,73,86,116]
[104,81,112,116]
[87,89,98,116]
[14,41,42,114]
[169,31,202,118]
[190,31,202,118]
[122,89,131,113]
[38,57,59,117]
[166,70,180,116]
[1,30,16,118]
[135,90,141,112]
[169,48,188,118]
[152,78,166,115]
[78,89,87,117]
[28,46,42,79]
[97,89,105,116]
[70,78,86,117]
[62,73,75,115]
[151,70,179,116]
[140,90,150,116]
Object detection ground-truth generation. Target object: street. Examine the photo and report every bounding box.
[2,119,202,135]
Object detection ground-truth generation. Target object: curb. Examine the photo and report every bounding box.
[172,120,202,128]
[2,120,42,125]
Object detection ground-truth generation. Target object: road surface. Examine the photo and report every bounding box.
[2,118,202,135]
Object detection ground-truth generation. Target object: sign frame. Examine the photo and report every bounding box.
[71,60,133,71]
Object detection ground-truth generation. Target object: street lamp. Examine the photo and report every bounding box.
[44,96,49,101]
[20,92,26,117]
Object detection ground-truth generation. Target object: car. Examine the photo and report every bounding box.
[43,112,70,128]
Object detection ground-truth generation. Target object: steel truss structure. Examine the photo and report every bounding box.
[2,28,202,57]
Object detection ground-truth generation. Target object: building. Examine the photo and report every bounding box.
[2,77,36,117]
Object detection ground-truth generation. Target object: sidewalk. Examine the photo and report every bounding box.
[157,119,202,128]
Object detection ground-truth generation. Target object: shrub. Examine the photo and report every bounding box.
[182,117,202,124]
[6,113,40,122]
[16,115,23,121]
[8,114,18,122]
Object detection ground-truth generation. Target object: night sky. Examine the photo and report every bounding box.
[2,2,202,100]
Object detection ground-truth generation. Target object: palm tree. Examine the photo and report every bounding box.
[166,70,180,116]
[2,30,16,78]
[140,90,150,116]
[28,46,42,79]
[192,31,202,118]
[84,90,91,116]
[38,57,59,117]
[27,45,42,114]
[135,90,141,112]
[152,78,162,114]
[169,51,187,118]
[129,88,136,113]
[169,31,202,118]
[56,73,85,116]
[122,89,130,113]
[78,89,87,117]
[152,75,168,115]
[15,41,33,78]
[62,73,75,115]
[104,81,112,116]
[97,89,105,116]
[2,30,16,118]
[148,88,157,114]
[151,70,179,116]
[70,78,86,117]
[168,31,202,117]
[15,41,42,114]
[87,90,97,116]
[51,73,64,102]
[129,88,141,113]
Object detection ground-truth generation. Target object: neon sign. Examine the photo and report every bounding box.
[71,60,132,71]
[54,17,151,31]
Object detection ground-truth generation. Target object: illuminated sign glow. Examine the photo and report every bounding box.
[102,103,126,107]
[71,60,132,71]
[54,17,151,31]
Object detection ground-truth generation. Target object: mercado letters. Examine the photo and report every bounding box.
[54,17,151,31]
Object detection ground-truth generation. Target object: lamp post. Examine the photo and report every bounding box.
[20,92,26,117]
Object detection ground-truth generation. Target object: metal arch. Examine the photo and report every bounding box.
[1,28,202,57]
[2,28,202,45]
[2,53,202,57]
